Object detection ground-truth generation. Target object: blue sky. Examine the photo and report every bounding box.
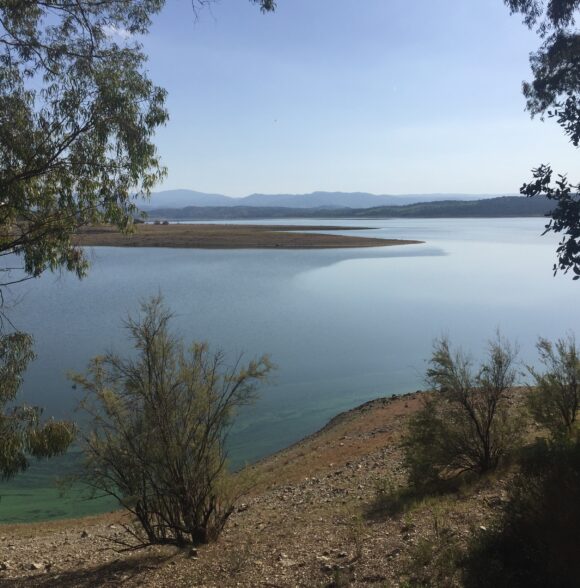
[140,0,579,196]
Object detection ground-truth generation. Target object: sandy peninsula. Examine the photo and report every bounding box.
[74,223,423,249]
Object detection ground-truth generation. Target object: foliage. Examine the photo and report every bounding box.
[504,1,580,276]
[505,0,580,36]
[73,296,272,546]
[528,335,580,438]
[463,437,580,588]
[0,0,275,293]
[252,0,276,11]
[403,335,521,489]
[0,331,75,480]
[0,0,167,290]
[520,165,580,277]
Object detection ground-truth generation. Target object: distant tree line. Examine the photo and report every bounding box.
[147,196,555,221]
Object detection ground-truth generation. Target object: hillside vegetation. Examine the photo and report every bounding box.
[147,196,554,221]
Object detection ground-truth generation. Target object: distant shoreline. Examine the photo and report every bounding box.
[74,223,423,249]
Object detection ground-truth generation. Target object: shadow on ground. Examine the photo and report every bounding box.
[0,553,175,587]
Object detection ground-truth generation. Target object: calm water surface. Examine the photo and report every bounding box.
[2,218,580,521]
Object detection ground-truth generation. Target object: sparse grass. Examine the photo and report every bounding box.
[399,504,463,587]
[367,474,418,518]
[326,566,355,587]
[366,472,462,520]
[340,509,368,562]
[222,534,256,576]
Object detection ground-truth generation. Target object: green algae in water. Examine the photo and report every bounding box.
[0,450,117,524]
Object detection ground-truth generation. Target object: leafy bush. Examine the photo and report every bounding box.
[463,437,580,588]
[73,296,272,546]
[403,335,522,489]
[528,335,580,439]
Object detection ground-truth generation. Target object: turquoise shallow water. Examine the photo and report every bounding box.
[2,217,579,522]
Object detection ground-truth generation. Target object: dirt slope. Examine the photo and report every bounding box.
[0,391,517,587]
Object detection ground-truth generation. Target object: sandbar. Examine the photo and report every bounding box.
[74,223,423,249]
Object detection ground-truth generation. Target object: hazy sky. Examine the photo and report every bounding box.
[140,0,579,196]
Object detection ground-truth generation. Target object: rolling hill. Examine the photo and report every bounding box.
[139,190,495,210]
[145,196,554,221]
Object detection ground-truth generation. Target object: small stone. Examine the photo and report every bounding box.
[0,562,11,571]
[80,530,90,538]
[29,563,43,571]
[188,548,198,558]
[479,525,487,532]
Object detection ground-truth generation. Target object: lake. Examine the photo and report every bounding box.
[2,217,580,522]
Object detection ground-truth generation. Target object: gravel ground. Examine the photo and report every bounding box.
[0,391,521,587]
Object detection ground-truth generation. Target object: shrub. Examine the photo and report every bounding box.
[73,296,272,546]
[463,438,580,588]
[528,335,580,439]
[403,334,521,489]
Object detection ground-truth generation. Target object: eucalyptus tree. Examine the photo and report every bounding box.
[0,0,275,293]
[0,332,74,480]
[0,0,167,292]
[505,0,580,277]
[0,0,275,482]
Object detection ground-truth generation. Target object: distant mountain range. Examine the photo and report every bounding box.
[145,196,554,221]
[138,190,499,210]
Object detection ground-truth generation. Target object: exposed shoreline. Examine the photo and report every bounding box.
[0,389,525,586]
[74,223,423,249]
[1,391,419,532]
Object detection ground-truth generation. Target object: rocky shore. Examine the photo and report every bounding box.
[0,391,518,587]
